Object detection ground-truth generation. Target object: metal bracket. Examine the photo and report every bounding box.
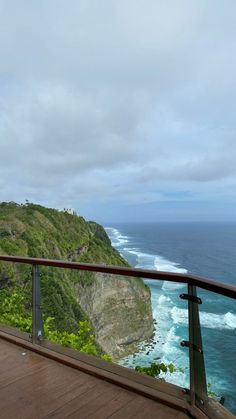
[182,388,190,395]
[180,340,203,354]
[180,293,202,304]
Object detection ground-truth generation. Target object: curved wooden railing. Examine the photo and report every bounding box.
[0,255,235,299]
[0,255,235,419]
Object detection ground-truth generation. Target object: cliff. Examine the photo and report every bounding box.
[76,273,153,358]
[0,202,153,358]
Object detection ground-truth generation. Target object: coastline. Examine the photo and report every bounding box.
[105,223,236,413]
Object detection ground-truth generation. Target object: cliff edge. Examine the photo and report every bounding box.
[0,202,153,357]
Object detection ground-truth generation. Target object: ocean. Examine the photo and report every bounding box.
[105,222,236,414]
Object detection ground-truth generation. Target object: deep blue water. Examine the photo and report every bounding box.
[105,222,236,414]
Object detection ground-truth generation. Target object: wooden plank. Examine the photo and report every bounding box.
[0,338,191,419]
[0,340,98,418]
[0,338,183,419]
[0,372,99,419]
[84,390,136,419]
[0,332,189,414]
[0,341,53,389]
[108,395,182,419]
[174,413,192,419]
[42,338,186,400]
[0,357,50,388]
[36,378,98,418]
[0,339,128,419]
[0,323,31,341]
[44,381,122,419]
[0,339,98,418]
[66,387,134,419]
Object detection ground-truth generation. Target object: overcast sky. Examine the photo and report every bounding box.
[0,1,236,222]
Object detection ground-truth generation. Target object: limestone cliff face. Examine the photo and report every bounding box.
[76,273,154,358]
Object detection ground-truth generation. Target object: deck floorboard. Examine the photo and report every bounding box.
[0,338,190,419]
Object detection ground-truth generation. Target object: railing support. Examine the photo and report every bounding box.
[32,265,43,344]
[188,284,207,407]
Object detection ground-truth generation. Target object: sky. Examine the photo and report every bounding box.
[0,1,236,223]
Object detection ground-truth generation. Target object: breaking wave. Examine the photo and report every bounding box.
[105,227,129,247]
[105,224,236,412]
[171,306,236,330]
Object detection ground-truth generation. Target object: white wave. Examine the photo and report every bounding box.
[158,326,189,388]
[155,255,187,291]
[128,250,158,270]
[119,294,189,388]
[105,227,129,247]
[158,295,172,305]
[162,281,186,291]
[224,312,236,328]
[127,249,188,279]
[155,256,188,274]
[106,227,188,280]
[160,368,188,388]
[171,306,236,330]
[171,307,188,325]
[162,326,181,356]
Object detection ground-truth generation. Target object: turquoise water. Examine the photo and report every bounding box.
[105,222,236,414]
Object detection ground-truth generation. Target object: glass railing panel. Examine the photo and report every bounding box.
[119,278,189,389]
[40,266,93,354]
[41,267,156,362]
[38,266,189,390]
[0,261,32,337]
[198,288,236,415]
[1,256,236,417]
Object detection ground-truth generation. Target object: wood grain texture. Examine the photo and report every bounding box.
[0,339,190,419]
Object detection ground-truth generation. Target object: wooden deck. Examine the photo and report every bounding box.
[0,337,191,419]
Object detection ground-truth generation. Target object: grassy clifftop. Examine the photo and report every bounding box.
[0,201,127,265]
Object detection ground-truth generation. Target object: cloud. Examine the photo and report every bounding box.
[0,1,236,220]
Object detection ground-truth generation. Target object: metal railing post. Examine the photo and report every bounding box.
[180,285,207,408]
[32,264,44,344]
[188,284,207,407]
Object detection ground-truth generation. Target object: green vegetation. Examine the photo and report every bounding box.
[0,290,32,333]
[135,362,216,398]
[0,201,135,359]
[135,362,183,378]
[207,383,217,397]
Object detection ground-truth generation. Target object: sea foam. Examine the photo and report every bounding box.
[106,224,236,410]
[171,306,236,330]
[158,295,172,305]
[105,227,129,247]
[106,227,188,277]
[161,281,186,291]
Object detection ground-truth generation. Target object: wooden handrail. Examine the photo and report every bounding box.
[0,255,235,300]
